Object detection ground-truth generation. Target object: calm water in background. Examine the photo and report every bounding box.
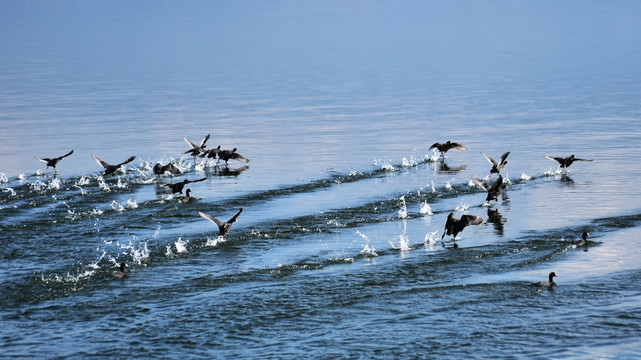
[2,1,641,358]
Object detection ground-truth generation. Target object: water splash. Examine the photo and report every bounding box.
[374,159,397,172]
[445,181,452,191]
[424,231,438,246]
[420,201,433,216]
[0,173,8,183]
[175,237,188,253]
[521,173,532,181]
[356,231,378,257]
[97,177,110,192]
[398,195,408,219]
[455,202,470,212]
[110,199,139,212]
[206,236,226,247]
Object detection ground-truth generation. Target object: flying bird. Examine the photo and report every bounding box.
[217,148,249,165]
[481,151,510,174]
[183,134,211,157]
[531,272,558,287]
[153,162,181,175]
[91,154,136,175]
[472,175,504,202]
[164,177,207,194]
[429,141,467,155]
[34,149,74,172]
[441,212,483,241]
[545,154,593,171]
[199,145,222,159]
[198,208,243,236]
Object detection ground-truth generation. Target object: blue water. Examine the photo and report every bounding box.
[2,1,641,358]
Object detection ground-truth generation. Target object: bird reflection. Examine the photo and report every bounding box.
[205,165,250,177]
[434,160,467,175]
[486,207,506,236]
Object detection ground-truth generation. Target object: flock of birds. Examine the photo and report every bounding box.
[34,138,593,285]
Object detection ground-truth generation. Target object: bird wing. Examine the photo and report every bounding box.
[490,175,504,191]
[574,158,593,162]
[545,156,563,164]
[183,136,199,150]
[442,213,455,239]
[228,208,243,223]
[34,156,50,163]
[499,151,510,163]
[450,142,467,151]
[117,156,136,167]
[461,215,483,226]
[199,134,211,148]
[60,149,74,159]
[429,142,441,150]
[166,163,181,174]
[198,211,223,227]
[186,177,207,184]
[230,152,250,163]
[481,152,497,166]
[91,153,110,169]
[471,177,491,191]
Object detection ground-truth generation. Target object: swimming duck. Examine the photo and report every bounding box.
[471,175,503,202]
[91,154,136,175]
[164,177,207,194]
[441,212,483,240]
[34,149,74,172]
[198,208,243,236]
[217,148,249,165]
[110,262,127,279]
[179,189,195,203]
[429,141,467,155]
[545,155,593,171]
[153,162,181,175]
[481,151,510,174]
[183,134,210,157]
[573,231,590,247]
[531,272,558,287]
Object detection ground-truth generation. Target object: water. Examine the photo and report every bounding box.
[2,1,641,358]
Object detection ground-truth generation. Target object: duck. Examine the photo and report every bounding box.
[183,134,210,157]
[179,188,195,203]
[531,272,558,287]
[545,155,593,171]
[198,208,243,236]
[573,231,590,247]
[34,149,74,172]
[91,154,136,175]
[217,148,249,165]
[471,175,504,202]
[164,177,207,194]
[153,162,181,175]
[110,262,127,279]
[199,145,221,159]
[429,141,467,156]
[441,212,483,241]
[481,151,510,174]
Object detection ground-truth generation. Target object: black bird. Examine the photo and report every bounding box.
[429,141,467,155]
[545,155,593,171]
[531,272,558,287]
[217,148,249,165]
[179,189,194,203]
[34,149,74,172]
[199,145,221,159]
[153,162,181,175]
[164,177,207,194]
[573,232,590,247]
[183,134,210,157]
[110,262,127,279]
[91,154,136,175]
[198,208,243,236]
[441,212,483,240]
[481,151,510,174]
[472,175,504,202]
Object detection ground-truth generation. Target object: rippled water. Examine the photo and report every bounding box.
[2,1,641,359]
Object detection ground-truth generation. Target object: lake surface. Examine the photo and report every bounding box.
[2,1,641,358]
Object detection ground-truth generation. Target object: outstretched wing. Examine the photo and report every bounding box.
[429,142,442,150]
[481,152,497,166]
[166,163,181,174]
[545,156,563,164]
[118,156,136,167]
[198,211,223,227]
[499,151,510,163]
[34,156,50,163]
[199,134,211,148]
[187,177,207,184]
[230,152,250,163]
[450,142,467,151]
[471,177,491,191]
[574,157,593,162]
[60,149,74,159]
[183,136,200,150]
[91,153,110,169]
[228,208,243,223]
[461,215,483,226]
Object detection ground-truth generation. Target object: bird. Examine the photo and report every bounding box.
[441,212,483,241]
[429,141,467,155]
[199,145,221,159]
[183,134,210,157]
[573,231,590,247]
[471,175,504,202]
[164,177,207,194]
[91,154,136,175]
[545,155,593,171]
[481,151,510,174]
[217,148,249,165]
[153,162,181,175]
[110,262,127,279]
[198,208,243,236]
[34,149,74,172]
[179,188,195,203]
[531,272,558,287]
